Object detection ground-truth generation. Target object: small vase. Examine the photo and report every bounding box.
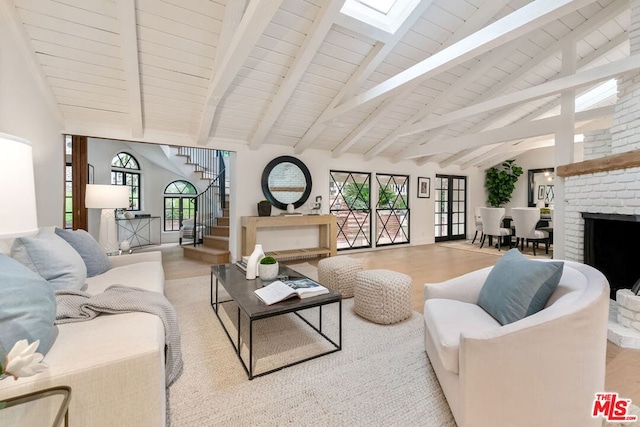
[246,244,265,280]
[287,203,295,214]
[258,261,279,281]
[257,201,271,216]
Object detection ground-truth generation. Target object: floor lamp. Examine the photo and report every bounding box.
[85,184,130,254]
[0,133,38,239]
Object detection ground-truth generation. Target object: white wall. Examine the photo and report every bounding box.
[0,15,64,228]
[230,144,484,262]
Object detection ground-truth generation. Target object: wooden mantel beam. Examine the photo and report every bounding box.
[557,150,640,177]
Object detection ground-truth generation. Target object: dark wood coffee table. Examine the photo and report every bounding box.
[210,264,342,379]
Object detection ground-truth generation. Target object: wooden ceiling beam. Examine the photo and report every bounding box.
[402,105,613,160]
[402,117,563,159]
[196,0,282,146]
[464,116,612,169]
[356,0,513,160]
[364,40,518,160]
[398,55,640,141]
[115,0,143,138]
[438,148,481,168]
[429,36,627,164]
[249,0,346,151]
[323,0,597,123]
[396,1,628,161]
[293,0,433,154]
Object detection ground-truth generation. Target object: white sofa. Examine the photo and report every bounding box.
[0,250,167,427]
[423,260,610,427]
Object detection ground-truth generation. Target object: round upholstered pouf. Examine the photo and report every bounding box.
[354,270,412,324]
[317,256,363,298]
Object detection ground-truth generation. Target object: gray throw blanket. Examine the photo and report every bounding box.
[55,285,183,388]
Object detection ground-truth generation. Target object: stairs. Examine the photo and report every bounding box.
[182,209,230,264]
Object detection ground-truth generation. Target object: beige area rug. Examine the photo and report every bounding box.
[437,239,553,259]
[164,264,456,426]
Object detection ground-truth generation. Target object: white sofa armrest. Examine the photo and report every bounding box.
[423,267,491,304]
[109,251,162,268]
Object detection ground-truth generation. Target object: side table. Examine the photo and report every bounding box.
[0,385,71,427]
[116,216,161,250]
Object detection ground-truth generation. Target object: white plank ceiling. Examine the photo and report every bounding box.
[2,0,633,168]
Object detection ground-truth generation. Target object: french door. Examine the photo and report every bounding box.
[434,175,467,242]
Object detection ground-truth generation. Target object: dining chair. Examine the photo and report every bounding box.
[511,207,550,256]
[471,207,483,245]
[478,207,512,251]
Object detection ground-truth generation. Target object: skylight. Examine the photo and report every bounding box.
[575,79,617,112]
[536,79,617,120]
[358,0,396,14]
[341,0,421,34]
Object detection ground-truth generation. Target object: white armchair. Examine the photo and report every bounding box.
[179,214,214,244]
[423,260,609,427]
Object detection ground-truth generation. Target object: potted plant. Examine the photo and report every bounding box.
[257,200,272,216]
[258,256,279,281]
[485,159,523,207]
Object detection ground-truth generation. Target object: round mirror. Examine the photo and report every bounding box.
[261,156,312,210]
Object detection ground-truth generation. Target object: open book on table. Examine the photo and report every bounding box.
[254,278,329,305]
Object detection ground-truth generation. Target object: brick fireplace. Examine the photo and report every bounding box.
[558,0,640,348]
[582,212,640,300]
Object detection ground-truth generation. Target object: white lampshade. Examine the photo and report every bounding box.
[0,133,38,238]
[85,184,130,209]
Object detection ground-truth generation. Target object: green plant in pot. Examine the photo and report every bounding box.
[258,256,279,281]
[485,159,523,207]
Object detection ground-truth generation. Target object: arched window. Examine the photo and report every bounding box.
[111,152,141,210]
[164,180,197,232]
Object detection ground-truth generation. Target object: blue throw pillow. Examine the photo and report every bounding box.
[11,229,87,291]
[55,227,111,277]
[477,249,564,325]
[0,254,57,362]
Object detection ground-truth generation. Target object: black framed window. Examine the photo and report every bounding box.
[164,180,197,232]
[330,170,371,250]
[375,174,409,246]
[65,163,73,229]
[111,152,141,210]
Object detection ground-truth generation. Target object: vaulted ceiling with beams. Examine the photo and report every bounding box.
[2,0,632,169]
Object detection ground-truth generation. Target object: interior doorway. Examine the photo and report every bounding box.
[434,175,467,242]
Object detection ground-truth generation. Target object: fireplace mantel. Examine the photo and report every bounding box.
[557,149,640,177]
[582,212,640,222]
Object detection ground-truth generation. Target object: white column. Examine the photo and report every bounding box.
[554,42,577,259]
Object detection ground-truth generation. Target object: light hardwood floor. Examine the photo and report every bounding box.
[159,243,640,405]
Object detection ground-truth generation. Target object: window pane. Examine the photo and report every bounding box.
[330,170,371,250]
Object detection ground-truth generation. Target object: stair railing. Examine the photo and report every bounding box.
[189,157,227,247]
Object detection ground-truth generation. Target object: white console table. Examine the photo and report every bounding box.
[241,214,337,260]
[116,216,161,249]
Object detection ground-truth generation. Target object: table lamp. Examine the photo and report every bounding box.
[85,184,129,254]
[0,133,38,238]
